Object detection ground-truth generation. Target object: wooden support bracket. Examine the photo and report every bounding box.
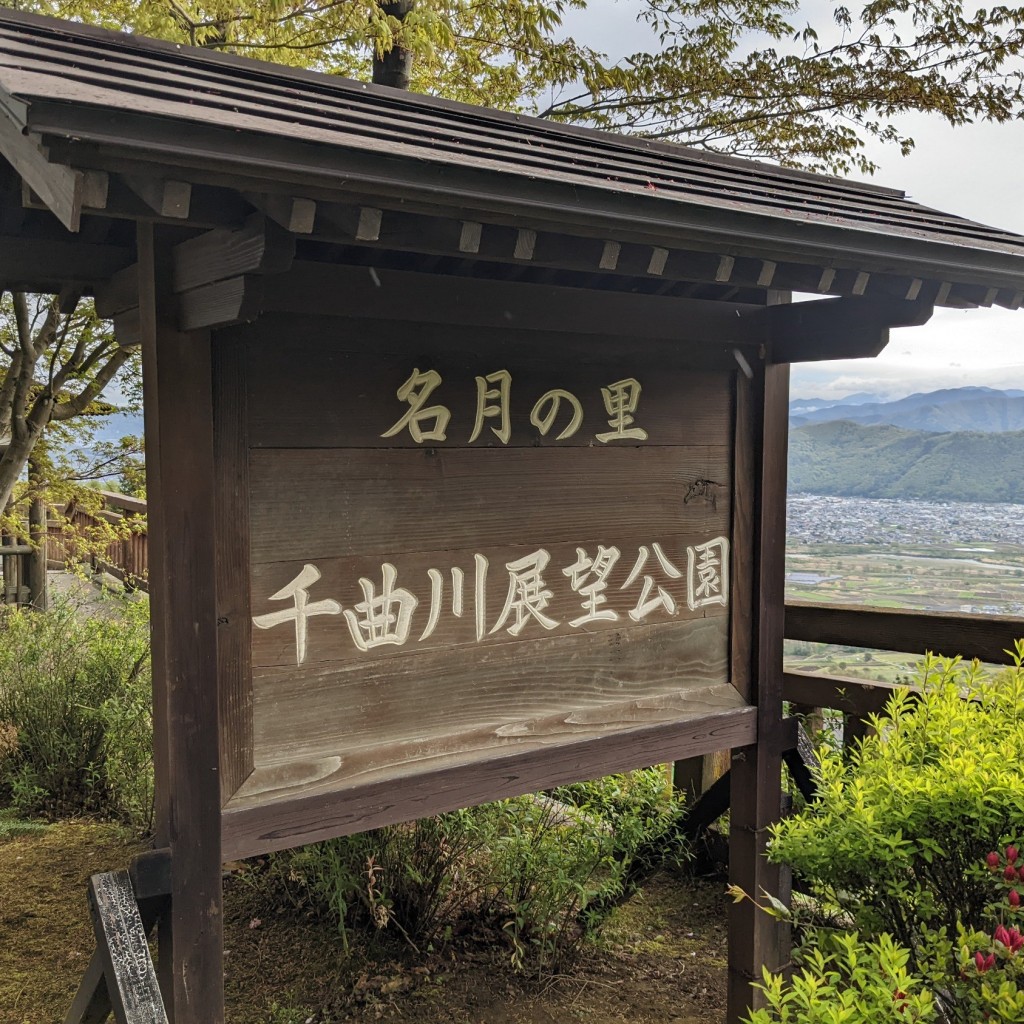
[65,870,168,1024]
[766,294,934,363]
[123,175,192,220]
[245,192,317,234]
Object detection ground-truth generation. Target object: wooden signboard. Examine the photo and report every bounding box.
[213,313,758,859]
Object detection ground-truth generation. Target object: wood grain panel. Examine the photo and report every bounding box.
[251,615,729,767]
[221,702,757,860]
[240,316,735,449]
[249,446,730,564]
[251,533,728,669]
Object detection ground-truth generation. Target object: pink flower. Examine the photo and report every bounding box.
[1008,845,1020,864]
[1004,865,1018,882]
[988,852,1002,870]
[1009,890,1020,909]
[995,924,1011,948]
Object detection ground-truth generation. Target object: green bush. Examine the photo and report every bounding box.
[272,768,688,971]
[769,645,1024,953]
[747,931,937,1024]
[0,595,153,828]
[755,642,1024,1023]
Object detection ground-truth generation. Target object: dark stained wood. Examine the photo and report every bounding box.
[222,702,757,860]
[785,602,1024,666]
[172,212,294,293]
[63,949,109,1024]
[782,670,914,716]
[257,264,769,343]
[87,871,168,1024]
[213,334,254,802]
[27,495,47,609]
[730,366,756,703]
[0,236,131,290]
[177,274,262,331]
[123,173,191,219]
[240,317,739,449]
[767,295,933,363]
[139,223,224,1024]
[728,359,790,1022]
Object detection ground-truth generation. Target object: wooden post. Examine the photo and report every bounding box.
[139,222,224,1023]
[28,492,48,610]
[727,360,790,1021]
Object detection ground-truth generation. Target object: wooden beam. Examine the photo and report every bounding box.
[261,261,769,342]
[785,601,1024,666]
[647,246,669,275]
[783,670,913,717]
[0,237,131,291]
[458,220,482,254]
[245,192,317,234]
[178,275,263,332]
[123,175,192,219]
[767,295,933,363]
[172,212,294,293]
[514,228,537,260]
[0,114,95,231]
[599,240,620,270]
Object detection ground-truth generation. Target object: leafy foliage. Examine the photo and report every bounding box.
[0,593,153,828]
[746,931,937,1024]
[757,644,1024,1023]
[13,0,1024,174]
[266,768,687,971]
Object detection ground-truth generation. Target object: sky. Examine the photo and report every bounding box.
[560,2,1024,401]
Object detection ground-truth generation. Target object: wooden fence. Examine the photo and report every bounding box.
[1,491,148,608]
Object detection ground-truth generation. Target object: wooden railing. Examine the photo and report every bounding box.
[783,601,1024,745]
[52,491,149,592]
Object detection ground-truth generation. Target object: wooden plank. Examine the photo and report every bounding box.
[138,223,224,1024]
[87,871,167,1024]
[240,316,739,449]
[213,333,254,802]
[172,212,294,293]
[248,447,729,563]
[782,670,913,716]
[250,613,731,769]
[95,264,141,318]
[222,702,757,860]
[257,263,769,343]
[785,602,1024,665]
[63,948,109,1024]
[0,236,131,289]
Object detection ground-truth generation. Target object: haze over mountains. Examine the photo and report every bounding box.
[790,387,1024,433]
[788,387,1024,503]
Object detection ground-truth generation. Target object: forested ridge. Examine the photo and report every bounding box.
[788,421,1024,502]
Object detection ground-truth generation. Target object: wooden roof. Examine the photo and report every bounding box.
[0,8,1022,312]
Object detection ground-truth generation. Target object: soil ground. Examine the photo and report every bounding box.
[0,822,729,1024]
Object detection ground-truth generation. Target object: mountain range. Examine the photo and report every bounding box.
[790,386,1024,433]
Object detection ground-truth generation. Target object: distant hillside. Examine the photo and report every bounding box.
[790,387,1024,433]
[788,421,1024,502]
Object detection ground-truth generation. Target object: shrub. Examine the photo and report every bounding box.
[769,645,1024,954]
[272,768,688,971]
[747,931,937,1024]
[0,594,153,828]
[755,642,1024,1023]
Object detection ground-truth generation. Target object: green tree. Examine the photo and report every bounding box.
[21,0,1024,174]
[3,0,1024,511]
